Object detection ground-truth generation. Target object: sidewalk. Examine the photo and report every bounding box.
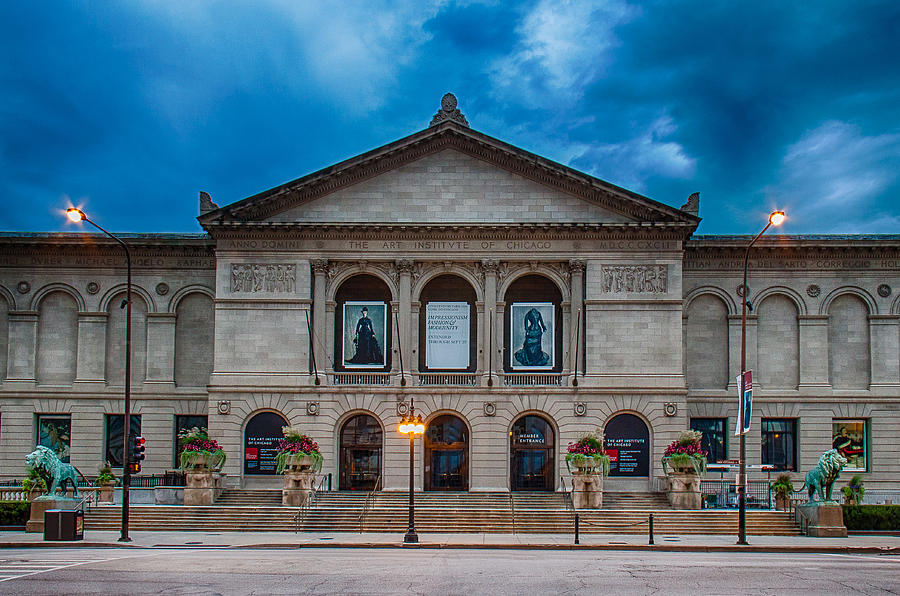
[3,530,900,553]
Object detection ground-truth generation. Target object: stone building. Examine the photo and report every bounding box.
[1,95,898,493]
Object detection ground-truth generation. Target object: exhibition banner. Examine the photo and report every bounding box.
[736,370,752,435]
[343,301,386,368]
[510,302,554,370]
[425,301,470,369]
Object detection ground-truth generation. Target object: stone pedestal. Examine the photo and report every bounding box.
[796,502,848,537]
[99,483,115,504]
[571,473,603,509]
[184,471,216,506]
[27,497,77,533]
[666,472,702,510]
[282,472,316,507]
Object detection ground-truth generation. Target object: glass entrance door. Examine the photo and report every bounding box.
[509,415,555,491]
[340,414,383,490]
[424,414,469,491]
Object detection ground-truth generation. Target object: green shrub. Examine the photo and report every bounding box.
[842,505,900,531]
[0,502,30,527]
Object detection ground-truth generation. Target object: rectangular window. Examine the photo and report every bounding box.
[104,414,141,467]
[832,419,868,472]
[174,415,208,468]
[36,414,71,463]
[690,418,726,463]
[761,418,797,471]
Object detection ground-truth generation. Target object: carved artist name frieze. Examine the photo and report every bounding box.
[231,264,296,293]
[601,265,668,293]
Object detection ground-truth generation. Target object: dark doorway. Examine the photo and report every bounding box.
[510,415,555,491]
[425,414,468,491]
[340,414,383,490]
[244,411,289,476]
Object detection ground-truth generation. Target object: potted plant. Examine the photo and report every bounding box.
[771,473,794,510]
[661,430,708,476]
[275,426,323,474]
[178,427,226,471]
[96,462,117,503]
[22,467,47,501]
[565,431,610,476]
[841,474,865,506]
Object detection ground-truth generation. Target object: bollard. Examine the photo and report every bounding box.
[574,514,580,545]
[327,473,332,492]
[648,513,654,545]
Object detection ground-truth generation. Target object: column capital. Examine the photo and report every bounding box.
[395,259,415,275]
[481,258,500,273]
[311,259,329,274]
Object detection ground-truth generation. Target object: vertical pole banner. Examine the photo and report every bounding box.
[735,370,752,435]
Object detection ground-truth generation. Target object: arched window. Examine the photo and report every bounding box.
[175,293,214,387]
[340,414,383,490]
[503,275,562,373]
[0,296,7,381]
[424,414,468,491]
[37,291,78,385]
[334,275,391,372]
[604,413,650,477]
[684,294,729,390]
[418,274,477,372]
[106,292,148,386]
[510,415,555,491]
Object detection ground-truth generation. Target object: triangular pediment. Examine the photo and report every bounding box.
[198,118,699,230]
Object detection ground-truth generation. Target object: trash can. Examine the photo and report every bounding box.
[44,509,84,541]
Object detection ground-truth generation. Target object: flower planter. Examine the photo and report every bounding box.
[99,481,115,503]
[180,451,224,471]
[280,453,316,473]
[666,471,702,509]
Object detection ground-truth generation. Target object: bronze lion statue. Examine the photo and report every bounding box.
[25,446,81,497]
[800,448,848,502]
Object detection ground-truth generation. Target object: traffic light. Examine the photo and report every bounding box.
[129,436,145,474]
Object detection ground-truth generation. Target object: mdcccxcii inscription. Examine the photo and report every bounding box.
[231,264,296,293]
[601,265,667,293]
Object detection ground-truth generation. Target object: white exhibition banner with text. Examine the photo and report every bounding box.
[426,302,470,369]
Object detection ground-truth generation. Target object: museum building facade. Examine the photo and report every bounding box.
[1,96,898,492]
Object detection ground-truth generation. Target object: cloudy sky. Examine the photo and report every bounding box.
[2,1,898,235]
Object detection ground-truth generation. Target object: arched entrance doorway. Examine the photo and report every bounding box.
[604,413,650,477]
[244,411,289,475]
[424,414,468,491]
[340,414,383,491]
[510,414,555,491]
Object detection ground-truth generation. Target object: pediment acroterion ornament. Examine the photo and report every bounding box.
[429,93,469,127]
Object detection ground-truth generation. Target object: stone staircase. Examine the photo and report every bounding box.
[84,491,800,535]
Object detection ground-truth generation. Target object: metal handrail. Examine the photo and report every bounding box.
[294,474,330,533]
[358,475,382,533]
[560,475,573,513]
[509,492,517,536]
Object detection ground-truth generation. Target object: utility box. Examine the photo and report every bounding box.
[43,509,84,541]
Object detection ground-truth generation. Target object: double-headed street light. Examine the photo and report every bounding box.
[738,209,785,545]
[66,208,133,543]
[398,399,425,544]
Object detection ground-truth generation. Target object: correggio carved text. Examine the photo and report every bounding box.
[231,264,296,293]
[601,265,667,293]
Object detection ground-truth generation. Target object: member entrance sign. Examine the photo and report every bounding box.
[426,302,470,369]
[735,370,752,435]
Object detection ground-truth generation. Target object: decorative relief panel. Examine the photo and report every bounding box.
[231,264,296,293]
[601,265,668,293]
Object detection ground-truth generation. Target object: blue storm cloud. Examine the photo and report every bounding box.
[1,1,898,234]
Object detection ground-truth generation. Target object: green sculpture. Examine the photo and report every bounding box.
[25,446,82,497]
[799,448,848,502]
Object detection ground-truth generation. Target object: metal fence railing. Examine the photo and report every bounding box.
[700,480,772,509]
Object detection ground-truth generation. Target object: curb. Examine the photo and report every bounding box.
[2,541,899,554]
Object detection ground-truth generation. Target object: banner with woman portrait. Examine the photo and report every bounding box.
[343,301,387,368]
[832,420,867,471]
[37,415,71,463]
[509,302,554,370]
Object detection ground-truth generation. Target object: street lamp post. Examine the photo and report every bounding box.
[738,210,785,545]
[66,208,133,543]
[398,398,424,544]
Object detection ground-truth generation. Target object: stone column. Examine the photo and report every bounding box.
[869,315,900,386]
[6,311,37,383]
[568,260,585,381]
[481,259,499,383]
[75,312,107,386]
[798,315,830,387]
[145,312,176,386]
[396,260,414,378]
[311,259,329,378]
